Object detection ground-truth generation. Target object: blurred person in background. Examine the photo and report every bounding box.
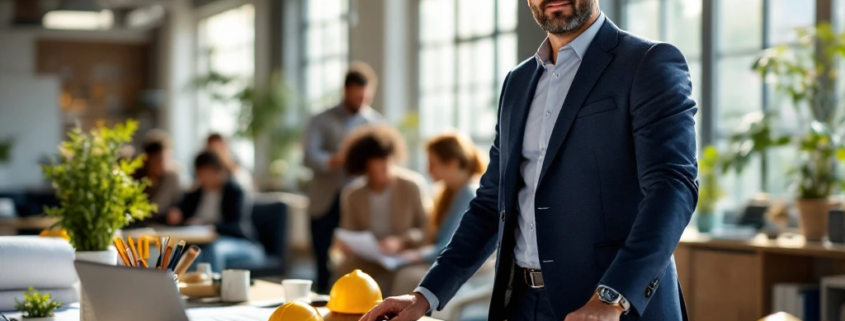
[134,138,183,222]
[334,124,429,294]
[206,133,255,193]
[303,62,382,292]
[167,151,264,272]
[391,132,487,295]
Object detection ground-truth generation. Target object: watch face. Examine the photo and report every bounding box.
[599,288,620,302]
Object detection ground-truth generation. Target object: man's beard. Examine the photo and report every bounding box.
[530,0,595,34]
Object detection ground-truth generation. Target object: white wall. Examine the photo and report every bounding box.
[0,74,61,189]
[0,0,149,189]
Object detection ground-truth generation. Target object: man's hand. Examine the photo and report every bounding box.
[378,236,403,255]
[359,293,430,321]
[335,240,354,256]
[564,294,624,321]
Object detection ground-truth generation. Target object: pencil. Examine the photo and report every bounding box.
[124,246,136,267]
[116,238,132,266]
[154,236,168,269]
[173,245,201,276]
[168,240,187,271]
[113,237,130,266]
[127,236,139,266]
[161,244,173,270]
[139,237,149,260]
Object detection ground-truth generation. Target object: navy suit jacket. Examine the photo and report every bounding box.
[418,19,698,320]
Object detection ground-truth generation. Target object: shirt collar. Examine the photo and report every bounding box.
[534,12,606,65]
[333,103,374,120]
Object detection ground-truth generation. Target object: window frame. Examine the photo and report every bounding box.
[299,0,351,112]
[417,0,518,145]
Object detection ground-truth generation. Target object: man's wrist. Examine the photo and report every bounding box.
[413,286,438,313]
[595,285,630,314]
[412,292,430,311]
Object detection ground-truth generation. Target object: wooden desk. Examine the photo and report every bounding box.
[0,216,57,229]
[247,280,440,321]
[123,226,219,245]
[676,232,845,321]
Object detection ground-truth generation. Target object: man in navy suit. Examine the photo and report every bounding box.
[361,0,697,320]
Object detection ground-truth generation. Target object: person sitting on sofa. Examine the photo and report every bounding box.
[134,139,183,222]
[334,124,430,294]
[166,151,264,272]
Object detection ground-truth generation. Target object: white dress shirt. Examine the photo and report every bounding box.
[415,13,607,311]
[516,13,606,269]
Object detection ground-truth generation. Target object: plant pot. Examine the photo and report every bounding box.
[22,317,56,321]
[697,213,715,233]
[75,247,117,321]
[796,199,832,242]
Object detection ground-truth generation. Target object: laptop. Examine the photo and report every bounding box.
[74,260,190,321]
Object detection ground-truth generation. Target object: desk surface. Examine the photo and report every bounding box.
[0,216,57,229]
[247,280,439,321]
[679,231,845,259]
[125,225,219,245]
[0,218,218,245]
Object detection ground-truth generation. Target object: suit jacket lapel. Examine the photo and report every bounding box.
[538,21,618,186]
[507,62,544,157]
[504,62,544,189]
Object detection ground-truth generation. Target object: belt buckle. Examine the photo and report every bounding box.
[524,269,544,289]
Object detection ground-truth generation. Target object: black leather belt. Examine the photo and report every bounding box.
[521,267,544,288]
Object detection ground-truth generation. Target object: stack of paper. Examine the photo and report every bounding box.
[334,229,409,270]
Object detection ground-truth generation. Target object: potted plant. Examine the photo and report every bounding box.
[14,287,62,321]
[41,120,155,320]
[697,146,723,233]
[724,23,845,241]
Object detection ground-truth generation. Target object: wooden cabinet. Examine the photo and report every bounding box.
[676,236,845,321]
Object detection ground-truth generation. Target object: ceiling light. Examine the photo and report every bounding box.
[43,9,113,30]
[43,0,113,30]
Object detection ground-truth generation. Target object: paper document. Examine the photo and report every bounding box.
[334,229,409,270]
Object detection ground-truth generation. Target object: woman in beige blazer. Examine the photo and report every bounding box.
[333,125,430,294]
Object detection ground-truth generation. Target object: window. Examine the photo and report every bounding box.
[621,0,817,207]
[196,4,256,169]
[302,0,349,112]
[763,0,815,195]
[419,0,518,144]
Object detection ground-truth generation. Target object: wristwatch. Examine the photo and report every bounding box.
[596,285,630,313]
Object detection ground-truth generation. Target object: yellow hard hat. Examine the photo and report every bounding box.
[39,228,69,241]
[326,269,383,314]
[268,301,324,321]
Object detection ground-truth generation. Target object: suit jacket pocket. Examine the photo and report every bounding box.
[577,98,617,118]
[594,241,624,271]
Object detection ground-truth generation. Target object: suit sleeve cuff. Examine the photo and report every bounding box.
[413,286,439,313]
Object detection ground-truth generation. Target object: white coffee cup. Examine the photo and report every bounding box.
[282,279,313,303]
[221,269,250,302]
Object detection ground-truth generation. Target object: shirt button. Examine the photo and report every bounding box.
[554,72,560,78]
[544,111,551,118]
